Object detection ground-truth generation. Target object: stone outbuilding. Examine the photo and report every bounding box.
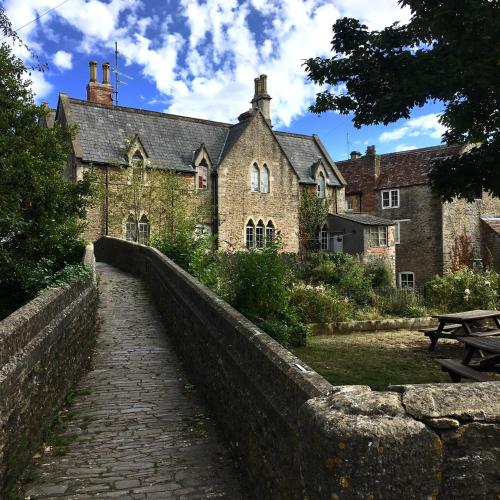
[337,145,500,287]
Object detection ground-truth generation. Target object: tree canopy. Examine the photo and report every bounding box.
[304,0,500,201]
[0,10,95,317]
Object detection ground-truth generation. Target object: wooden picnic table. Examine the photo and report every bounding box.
[424,309,500,351]
[437,333,500,382]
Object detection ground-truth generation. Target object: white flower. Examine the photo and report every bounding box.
[464,288,470,294]
[485,280,491,286]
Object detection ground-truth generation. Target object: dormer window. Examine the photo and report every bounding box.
[317,173,326,199]
[251,163,260,192]
[198,160,208,190]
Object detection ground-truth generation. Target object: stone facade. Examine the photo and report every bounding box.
[50,63,346,254]
[339,146,500,287]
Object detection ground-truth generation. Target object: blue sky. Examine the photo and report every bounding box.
[5,0,446,161]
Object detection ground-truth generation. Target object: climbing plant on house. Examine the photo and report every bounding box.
[298,189,329,254]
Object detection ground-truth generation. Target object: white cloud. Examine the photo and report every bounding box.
[28,70,53,100]
[379,113,447,143]
[394,143,418,152]
[4,0,412,127]
[53,50,73,70]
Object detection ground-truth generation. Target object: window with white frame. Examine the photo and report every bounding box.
[251,164,260,192]
[125,214,136,241]
[381,189,399,209]
[246,219,255,248]
[260,164,270,193]
[317,173,326,199]
[320,224,329,251]
[394,221,401,244]
[368,226,388,247]
[399,272,415,288]
[137,214,150,244]
[345,199,353,211]
[195,224,212,239]
[256,220,265,248]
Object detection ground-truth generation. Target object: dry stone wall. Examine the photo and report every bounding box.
[94,237,500,499]
[0,246,98,495]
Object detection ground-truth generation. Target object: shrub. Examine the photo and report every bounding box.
[366,264,393,288]
[426,266,499,312]
[258,312,309,348]
[375,288,427,317]
[289,284,353,323]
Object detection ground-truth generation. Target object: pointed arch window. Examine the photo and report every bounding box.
[198,159,208,190]
[246,219,255,249]
[125,214,136,242]
[251,164,260,192]
[260,164,269,193]
[131,151,146,182]
[138,214,150,244]
[317,173,326,199]
[256,220,265,248]
[266,221,275,244]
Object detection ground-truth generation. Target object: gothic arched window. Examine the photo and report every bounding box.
[251,164,260,192]
[256,220,265,248]
[198,159,208,190]
[260,164,269,193]
[138,214,150,244]
[320,224,329,251]
[266,221,275,244]
[246,219,255,249]
[125,214,136,241]
[317,173,326,199]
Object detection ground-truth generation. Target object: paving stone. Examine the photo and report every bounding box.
[23,263,247,499]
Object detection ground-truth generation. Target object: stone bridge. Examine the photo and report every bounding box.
[1,237,499,499]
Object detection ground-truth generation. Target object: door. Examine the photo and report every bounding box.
[333,234,343,253]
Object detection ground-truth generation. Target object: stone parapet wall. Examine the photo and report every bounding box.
[0,245,98,495]
[94,237,500,499]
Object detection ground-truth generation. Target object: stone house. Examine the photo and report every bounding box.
[337,145,500,287]
[44,62,351,254]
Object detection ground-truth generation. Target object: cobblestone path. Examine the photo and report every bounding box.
[25,263,248,499]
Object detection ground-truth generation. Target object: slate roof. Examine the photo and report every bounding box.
[336,144,462,193]
[62,98,342,184]
[329,213,395,226]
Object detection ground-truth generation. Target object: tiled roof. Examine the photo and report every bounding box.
[63,98,342,185]
[337,144,463,193]
[481,217,500,235]
[329,212,395,226]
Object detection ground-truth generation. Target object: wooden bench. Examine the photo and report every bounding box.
[420,324,463,351]
[437,359,494,382]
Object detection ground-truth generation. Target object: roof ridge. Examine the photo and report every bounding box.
[336,144,456,163]
[274,130,314,139]
[67,97,232,128]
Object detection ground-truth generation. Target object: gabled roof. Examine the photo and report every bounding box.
[337,144,463,193]
[59,97,342,185]
[329,213,395,226]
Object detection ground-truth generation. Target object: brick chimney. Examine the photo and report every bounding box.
[251,74,271,125]
[365,145,381,179]
[350,151,362,159]
[86,61,114,105]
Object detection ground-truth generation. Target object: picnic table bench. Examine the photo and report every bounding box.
[421,309,500,351]
[437,335,500,382]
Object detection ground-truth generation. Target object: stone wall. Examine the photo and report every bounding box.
[94,237,500,499]
[0,245,98,495]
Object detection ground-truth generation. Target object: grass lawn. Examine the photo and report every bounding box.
[291,330,466,391]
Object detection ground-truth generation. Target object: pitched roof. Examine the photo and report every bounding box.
[60,97,342,185]
[329,213,395,226]
[337,144,463,193]
[481,217,500,236]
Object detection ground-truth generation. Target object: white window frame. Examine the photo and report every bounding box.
[317,173,326,199]
[246,220,255,248]
[251,164,260,192]
[320,225,329,251]
[381,189,400,209]
[198,164,208,190]
[394,221,401,245]
[137,215,150,244]
[399,272,415,288]
[345,199,353,212]
[260,164,270,193]
[368,226,388,248]
[266,221,275,244]
[125,215,136,242]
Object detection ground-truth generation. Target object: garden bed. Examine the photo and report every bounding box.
[291,329,465,390]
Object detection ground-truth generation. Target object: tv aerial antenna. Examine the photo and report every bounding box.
[112,41,133,106]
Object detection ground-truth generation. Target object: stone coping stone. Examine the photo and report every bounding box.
[310,316,436,335]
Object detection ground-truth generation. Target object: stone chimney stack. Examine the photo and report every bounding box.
[86,61,114,105]
[251,74,272,125]
[350,151,362,159]
[365,145,381,179]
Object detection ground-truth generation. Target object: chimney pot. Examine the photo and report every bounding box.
[102,62,110,84]
[350,151,362,159]
[89,61,97,82]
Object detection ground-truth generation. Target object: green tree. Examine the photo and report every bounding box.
[0,15,95,318]
[299,189,328,254]
[304,0,500,201]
